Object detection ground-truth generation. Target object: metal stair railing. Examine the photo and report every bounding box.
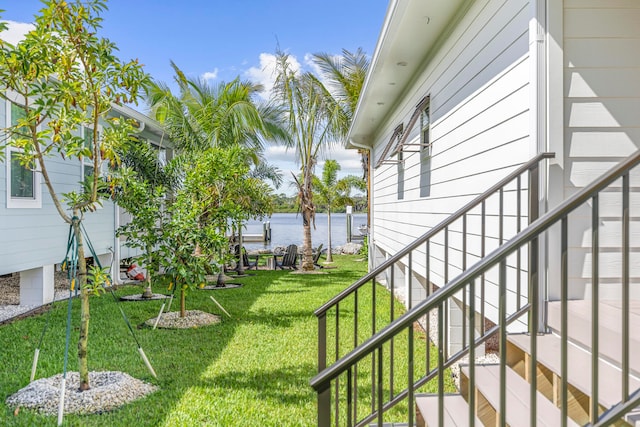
[311,150,640,426]
[314,152,553,418]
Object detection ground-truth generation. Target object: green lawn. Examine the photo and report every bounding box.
[0,255,448,426]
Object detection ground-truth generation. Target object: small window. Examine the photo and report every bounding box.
[10,150,35,198]
[82,126,98,179]
[158,148,167,166]
[419,99,432,197]
[6,100,41,208]
[421,102,431,156]
[397,148,405,200]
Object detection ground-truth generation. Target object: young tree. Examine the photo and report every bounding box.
[272,51,344,270]
[158,146,273,316]
[0,0,147,390]
[113,140,177,298]
[313,160,365,262]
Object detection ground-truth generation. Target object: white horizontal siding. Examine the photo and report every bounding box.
[369,0,533,325]
[558,0,640,300]
[0,112,115,274]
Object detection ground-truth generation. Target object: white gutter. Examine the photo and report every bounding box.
[350,138,374,272]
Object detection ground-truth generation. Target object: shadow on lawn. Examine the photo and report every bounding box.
[199,363,317,406]
[239,309,316,328]
[0,270,281,426]
[0,258,369,426]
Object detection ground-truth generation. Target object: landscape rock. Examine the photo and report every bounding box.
[337,242,363,255]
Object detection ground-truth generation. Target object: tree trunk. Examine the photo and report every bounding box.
[300,170,315,271]
[236,226,245,275]
[73,217,91,391]
[142,244,153,298]
[180,286,186,318]
[216,271,226,287]
[326,209,333,263]
[301,206,314,271]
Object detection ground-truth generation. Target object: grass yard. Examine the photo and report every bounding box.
[0,255,449,426]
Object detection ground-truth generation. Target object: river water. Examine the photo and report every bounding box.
[242,212,367,250]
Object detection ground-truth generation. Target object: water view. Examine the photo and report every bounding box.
[242,212,367,250]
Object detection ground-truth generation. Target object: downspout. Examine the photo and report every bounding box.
[529,0,548,332]
[349,137,373,271]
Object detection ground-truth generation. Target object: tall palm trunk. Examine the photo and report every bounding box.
[302,208,314,270]
[300,172,315,271]
[73,215,91,391]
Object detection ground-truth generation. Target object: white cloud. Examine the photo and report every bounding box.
[244,52,301,101]
[266,144,363,181]
[318,146,364,178]
[201,68,218,81]
[303,53,321,75]
[0,20,34,45]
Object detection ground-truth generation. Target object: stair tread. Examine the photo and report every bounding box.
[461,363,579,427]
[547,300,640,373]
[415,393,481,426]
[508,333,640,408]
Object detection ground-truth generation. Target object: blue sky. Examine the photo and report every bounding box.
[1,0,389,190]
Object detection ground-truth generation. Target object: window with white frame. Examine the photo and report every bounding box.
[419,98,432,197]
[420,100,431,156]
[6,101,41,208]
[397,148,405,200]
[81,126,96,180]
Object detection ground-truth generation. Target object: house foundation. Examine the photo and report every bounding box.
[20,265,54,306]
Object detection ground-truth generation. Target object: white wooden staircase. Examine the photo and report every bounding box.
[312,151,640,427]
[415,300,640,426]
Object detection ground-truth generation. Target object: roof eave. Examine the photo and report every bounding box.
[347,0,467,149]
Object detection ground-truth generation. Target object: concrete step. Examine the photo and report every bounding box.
[415,393,481,427]
[547,300,640,374]
[460,363,579,427]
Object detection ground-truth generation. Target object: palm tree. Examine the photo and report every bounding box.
[271,51,345,271]
[147,61,288,172]
[313,160,365,263]
[312,49,371,216]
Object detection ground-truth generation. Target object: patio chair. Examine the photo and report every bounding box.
[312,243,324,268]
[242,247,259,270]
[274,244,298,270]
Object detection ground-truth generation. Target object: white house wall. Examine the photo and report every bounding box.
[0,100,166,277]
[370,0,534,324]
[0,155,116,277]
[558,0,640,300]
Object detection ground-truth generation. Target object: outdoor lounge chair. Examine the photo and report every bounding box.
[242,247,259,270]
[232,245,258,272]
[274,244,298,270]
[312,244,324,268]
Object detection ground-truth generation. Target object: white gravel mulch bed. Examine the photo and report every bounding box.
[144,309,221,329]
[120,293,171,301]
[6,371,157,416]
[199,283,243,290]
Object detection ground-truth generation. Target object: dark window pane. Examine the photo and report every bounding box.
[10,151,34,198]
[84,127,94,153]
[84,164,95,179]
